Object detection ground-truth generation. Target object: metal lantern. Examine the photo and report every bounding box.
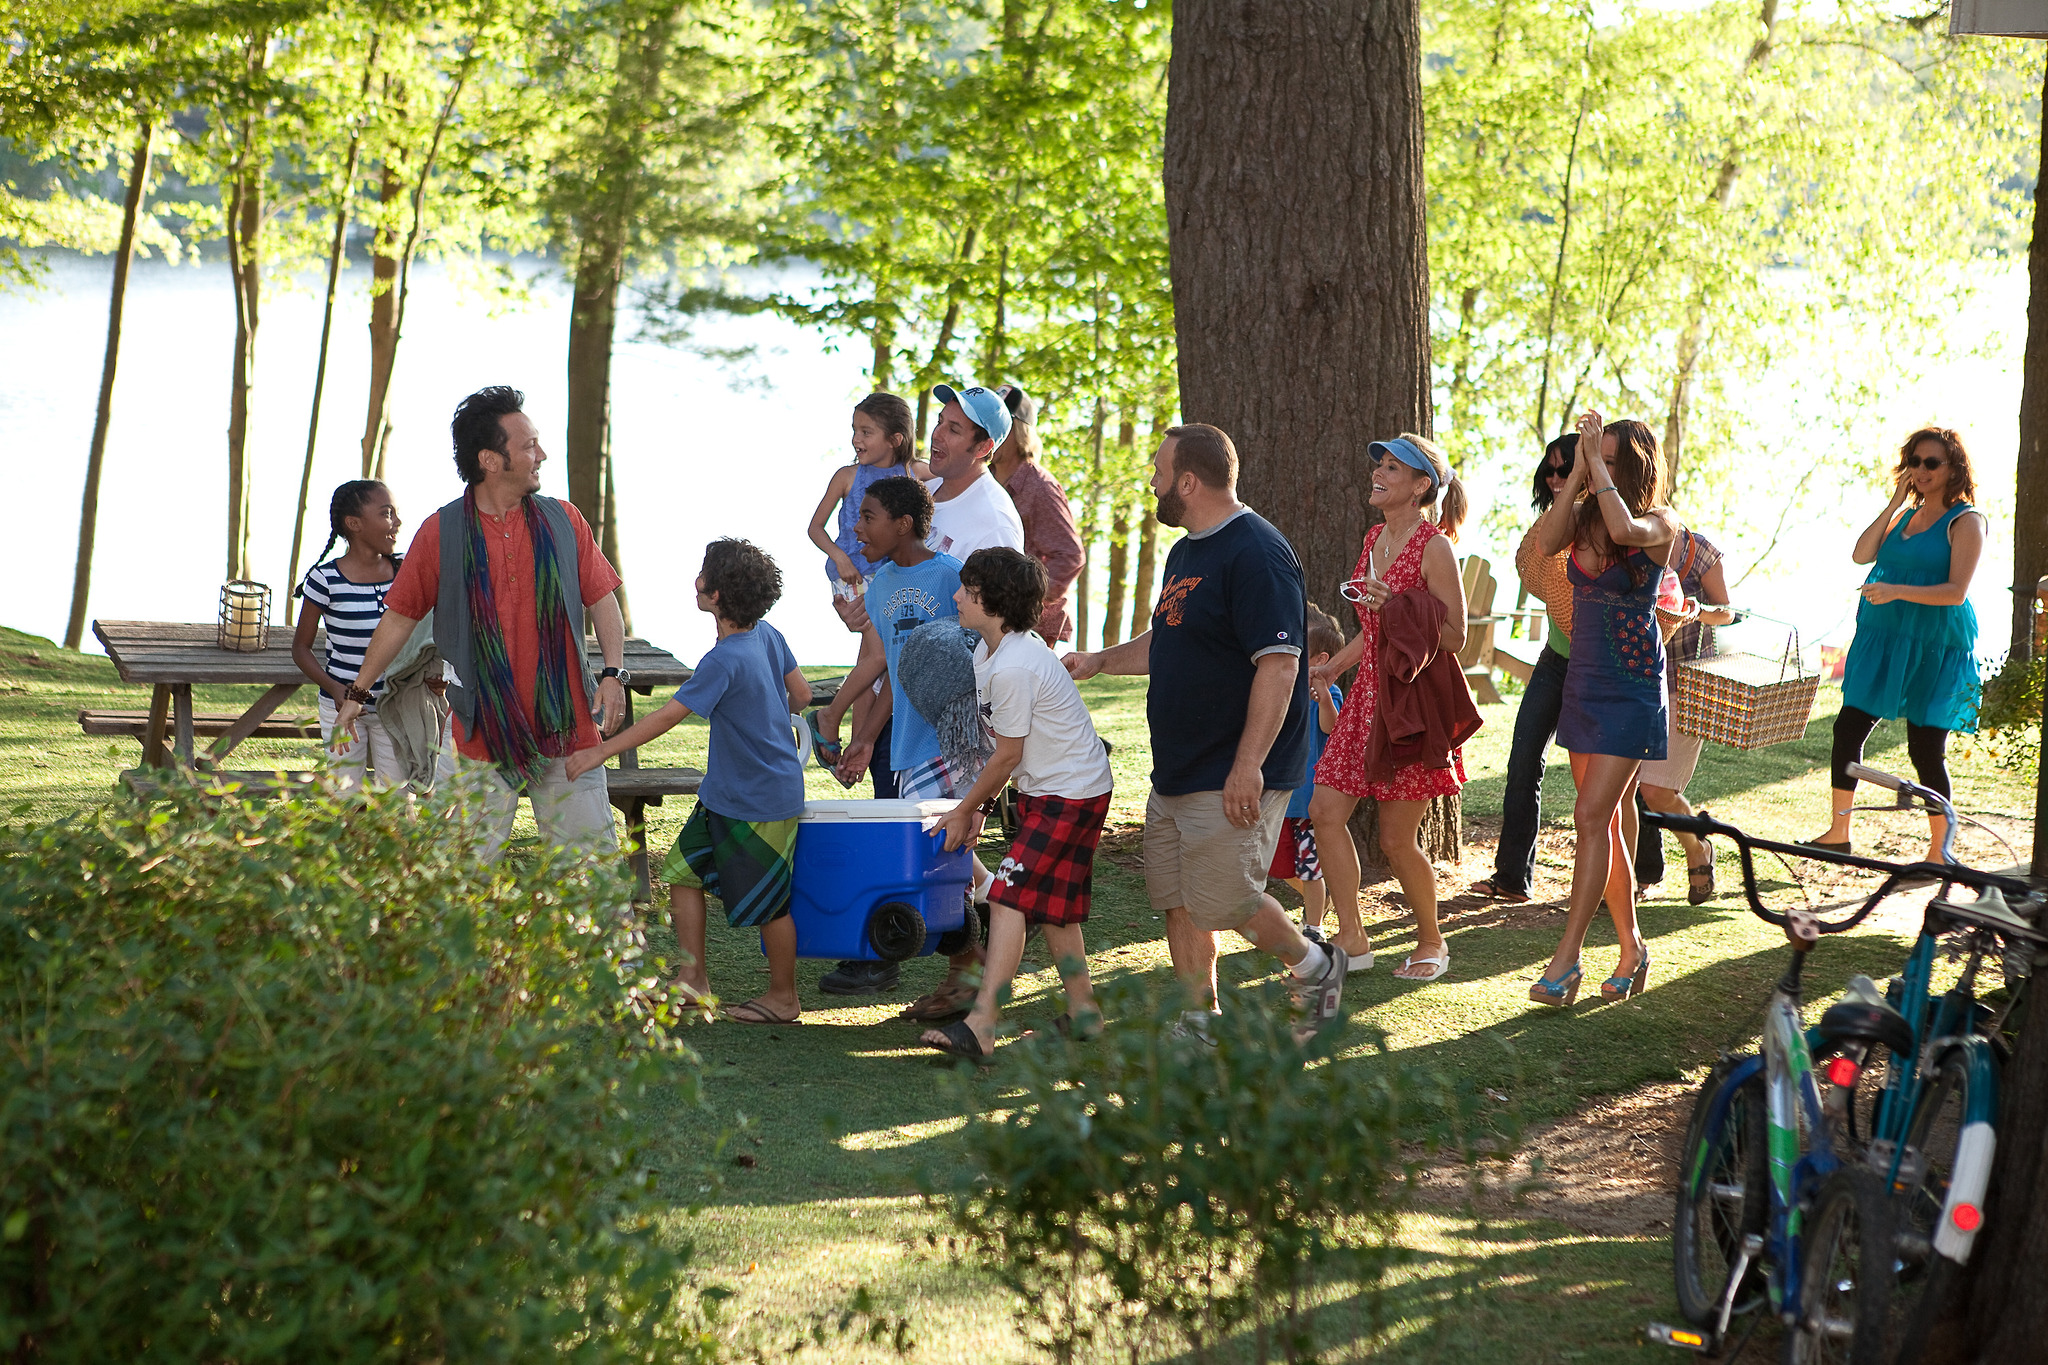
[218,580,272,652]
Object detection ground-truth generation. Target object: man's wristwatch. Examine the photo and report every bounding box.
[599,666,631,685]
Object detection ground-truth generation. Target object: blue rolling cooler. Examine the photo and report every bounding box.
[788,799,975,961]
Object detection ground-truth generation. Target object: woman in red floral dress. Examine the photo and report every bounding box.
[1309,435,1472,983]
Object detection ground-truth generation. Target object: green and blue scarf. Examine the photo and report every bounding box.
[463,489,578,790]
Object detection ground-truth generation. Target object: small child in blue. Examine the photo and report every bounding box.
[568,538,812,1024]
[1271,605,1346,937]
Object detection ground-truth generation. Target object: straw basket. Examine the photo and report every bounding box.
[1673,625,1820,750]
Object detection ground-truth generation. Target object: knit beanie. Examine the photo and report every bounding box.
[897,621,993,774]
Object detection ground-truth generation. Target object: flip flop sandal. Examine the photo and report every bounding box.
[897,980,977,1024]
[1468,878,1532,904]
[922,1018,994,1065]
[805,710,843,764]
[1392,949,1449,983]
[724,998,799,1025]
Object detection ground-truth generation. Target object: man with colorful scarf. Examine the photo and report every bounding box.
[336,386,631,859]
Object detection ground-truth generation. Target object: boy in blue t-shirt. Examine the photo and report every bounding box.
[835,477,966,799]
[1273,605,1346,938]
[567,538,812,1024]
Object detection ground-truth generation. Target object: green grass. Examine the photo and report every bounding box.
[2,622,2034,1362]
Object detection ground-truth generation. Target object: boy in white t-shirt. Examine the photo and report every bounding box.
[924,548,1113,1063]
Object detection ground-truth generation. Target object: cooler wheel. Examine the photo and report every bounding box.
[867,901,927,962]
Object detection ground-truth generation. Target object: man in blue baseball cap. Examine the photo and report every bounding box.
[925,382,1025,564]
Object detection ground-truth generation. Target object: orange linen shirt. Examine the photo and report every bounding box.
[386,498,623,760]
[1515,521,1573,642]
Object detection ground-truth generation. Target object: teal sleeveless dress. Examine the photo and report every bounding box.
[1840,501,1980,733]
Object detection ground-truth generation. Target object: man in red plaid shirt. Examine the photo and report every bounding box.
[922,548,1114,1063]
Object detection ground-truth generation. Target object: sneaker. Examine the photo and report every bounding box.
[1289,944,1349,1041]
[1168,1012,1218,1050]
[1300,922,1327,946]
[818,959,901,996]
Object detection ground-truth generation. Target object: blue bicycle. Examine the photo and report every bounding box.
[1646,763,2043,1363]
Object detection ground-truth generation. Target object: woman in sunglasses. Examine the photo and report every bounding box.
[1806,427,1985,863]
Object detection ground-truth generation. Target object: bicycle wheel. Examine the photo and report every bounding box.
[1880,1050,1980,1364]
[1673,1061,1768,1326]
[1782,1168,1898,1365]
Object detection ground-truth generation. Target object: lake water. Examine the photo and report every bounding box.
[1,250,2028,675]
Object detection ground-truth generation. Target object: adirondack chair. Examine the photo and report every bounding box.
[1458,555,1506,704]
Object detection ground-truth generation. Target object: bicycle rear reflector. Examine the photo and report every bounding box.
[1952,1203,1982,1232]
[1825,1056,1860,1088]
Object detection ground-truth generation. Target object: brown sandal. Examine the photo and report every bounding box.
[897,978,977,1023]
[725,997,799,1025]
[1468,877,1532,904]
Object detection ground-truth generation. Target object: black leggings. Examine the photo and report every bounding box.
[1830,705,1951,798]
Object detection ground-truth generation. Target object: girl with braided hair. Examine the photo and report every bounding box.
[293,480,408,789]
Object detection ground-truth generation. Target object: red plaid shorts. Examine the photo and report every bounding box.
[988,790,1112,927]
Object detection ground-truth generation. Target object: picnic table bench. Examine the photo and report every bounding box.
[91,620,711,901]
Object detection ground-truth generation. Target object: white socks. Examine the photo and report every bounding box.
[1290,942,1329,980]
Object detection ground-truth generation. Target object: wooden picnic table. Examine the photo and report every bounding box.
[92,620,693,768]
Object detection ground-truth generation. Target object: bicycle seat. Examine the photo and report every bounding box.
[1818,976,1914,1055]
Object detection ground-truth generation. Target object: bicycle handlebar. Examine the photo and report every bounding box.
[1641,785,2032,935]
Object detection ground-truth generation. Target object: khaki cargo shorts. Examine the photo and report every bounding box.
[1142,786,1289,932]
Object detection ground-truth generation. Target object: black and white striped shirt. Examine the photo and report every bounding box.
[299,560,397,697]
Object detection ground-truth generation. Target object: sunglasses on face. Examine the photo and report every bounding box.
[1905,454,1946,471]
[1544,463,1567,478]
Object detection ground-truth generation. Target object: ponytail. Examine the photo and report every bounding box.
[1390,431,1466,541]
[1436,474,1468,542]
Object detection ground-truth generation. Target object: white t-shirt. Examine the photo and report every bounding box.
[974,631,1114,799]
[927,469,1025,562]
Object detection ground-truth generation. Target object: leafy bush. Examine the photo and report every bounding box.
[0,784,716,1363]
[928,979,1511,1364]
[1964,651,2042,774]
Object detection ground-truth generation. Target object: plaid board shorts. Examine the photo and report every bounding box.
[1267,816,1323,882]
[660,803,799,928]
[989,791,1113,927]
[894,751,978,801]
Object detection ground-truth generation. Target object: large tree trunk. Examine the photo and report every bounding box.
[361,160,400,477]
[1165,0,1453,862]
[1937,55,2048,1365]
[64,120,151,651]
[2012,57,2048,661]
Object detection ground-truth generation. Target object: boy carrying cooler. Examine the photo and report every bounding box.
[924,547,1114,1064]
[567,539,812,1024]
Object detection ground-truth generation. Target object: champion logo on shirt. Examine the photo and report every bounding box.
[1154,574,1202,627]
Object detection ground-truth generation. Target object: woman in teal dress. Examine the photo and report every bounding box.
[1807,427,1986,862]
